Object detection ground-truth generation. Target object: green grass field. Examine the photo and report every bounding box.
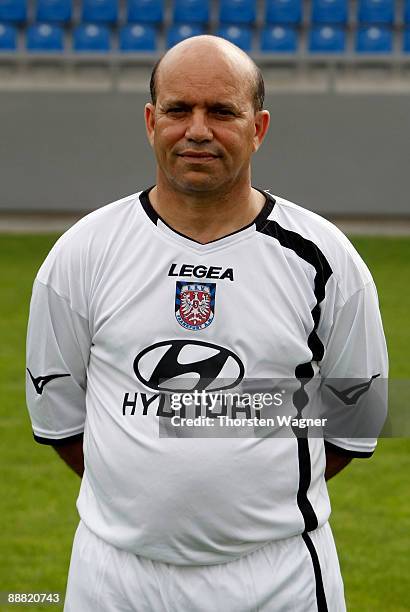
[0,234,409,611]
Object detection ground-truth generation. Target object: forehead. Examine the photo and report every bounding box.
[156,51,254,107]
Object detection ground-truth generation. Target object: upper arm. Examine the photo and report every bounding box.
[319,280,388,458]
[26,276,91,445]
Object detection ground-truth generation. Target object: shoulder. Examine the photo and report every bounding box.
[36,192,142,285]
[48,191,141,253]
[265,192,373,302]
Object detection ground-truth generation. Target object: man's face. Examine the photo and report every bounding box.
[145,50,269,196]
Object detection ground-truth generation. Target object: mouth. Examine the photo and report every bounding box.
[177,151,219,162]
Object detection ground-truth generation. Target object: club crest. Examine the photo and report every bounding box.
[175,282,216,331]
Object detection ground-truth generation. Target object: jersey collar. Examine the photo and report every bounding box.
[138,186,275,249]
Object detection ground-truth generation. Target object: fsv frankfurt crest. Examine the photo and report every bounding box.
[175,282,216,330]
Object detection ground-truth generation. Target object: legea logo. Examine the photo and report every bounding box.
[133,340,245,393]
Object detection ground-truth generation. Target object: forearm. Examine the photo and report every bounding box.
[52,437,84,477]
[325,448,352,480]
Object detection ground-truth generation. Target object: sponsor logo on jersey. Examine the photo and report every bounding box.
[325,374,380,405]
[133,339,244,393]
[27,368,70,395]
[168,263,234,282]
[175,282,216,331]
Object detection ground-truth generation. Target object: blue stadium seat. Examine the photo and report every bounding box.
[309,25,346,51]
[404,0,410,23]
[36,0,71,22]
[166,24,203,47]
[27,23,64,50]
[216,25,252,50]
[82,0,117,23]
[265,0,301,24]
[356,25,392,51]
[127,0,163,23]
[403,28,410,53]
[174,0,209,24]
[219,0,256,24]
[119,24,156,50]
[0,22,17,48]
[311,0,348,24]
[73,23,110,51]
[260,25,298,51]
[0,0,26,22]
[404,27,410,51]
[357,0,394,24]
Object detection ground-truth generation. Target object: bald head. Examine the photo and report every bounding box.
[150,35,265,113]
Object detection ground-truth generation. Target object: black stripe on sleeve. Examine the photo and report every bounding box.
[33,432,84,446]
[296,437,319,532]
[302,532,329,612]
[325,440,374,458]
[257,219,333,533]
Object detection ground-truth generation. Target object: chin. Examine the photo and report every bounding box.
[171,176,223,195]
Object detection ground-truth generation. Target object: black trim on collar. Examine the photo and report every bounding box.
[139,186,159,225]
[138,186,275,245]
[254,190,275,231]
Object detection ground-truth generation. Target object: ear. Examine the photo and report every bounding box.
[252,110,270,153]
[144,103,156,147]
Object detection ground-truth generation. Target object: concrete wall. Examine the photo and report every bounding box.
[1,91,409,215]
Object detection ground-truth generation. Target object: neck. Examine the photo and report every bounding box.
[149,176,266,244]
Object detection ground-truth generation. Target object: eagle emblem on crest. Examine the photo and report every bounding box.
[175,282,216,330]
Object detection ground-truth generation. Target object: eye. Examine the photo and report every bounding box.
[212,108,236,118]
[166,107,188,115]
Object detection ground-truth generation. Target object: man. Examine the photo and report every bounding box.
[26,36,388,611]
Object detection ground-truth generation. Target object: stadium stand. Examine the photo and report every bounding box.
[309,25,346,52]
[119,23,157,50]
[36,0,72,23]
[311,0,348,25]
[27,22,64,50]
[261,25,298,52]
[216,24,252,50]
[127,0,163,24]
[357,0,395,24]
[219,0,256,24]
[405,0,410,23]
[73,23,111,50]
[166,23,203,47]
[0,0,26,22]
[26,23,64,53]
[265,0,302,25]
[82,0,118,24]
[0,22,17,48]
[404,27,410,51]
[356,25,393,52]
[173,0,209,24]
[0,0,407,61]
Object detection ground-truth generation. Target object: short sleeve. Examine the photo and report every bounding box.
[319,281,388,457]
[26,279,91,445]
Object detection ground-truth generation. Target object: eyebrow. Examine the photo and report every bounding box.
[161,100,241,113]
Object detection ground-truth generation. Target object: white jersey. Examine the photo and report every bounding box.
[26,188,388,566]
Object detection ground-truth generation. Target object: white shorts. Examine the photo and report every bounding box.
[64,520,345,612]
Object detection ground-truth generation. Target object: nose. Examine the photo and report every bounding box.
[185,109,212,143]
